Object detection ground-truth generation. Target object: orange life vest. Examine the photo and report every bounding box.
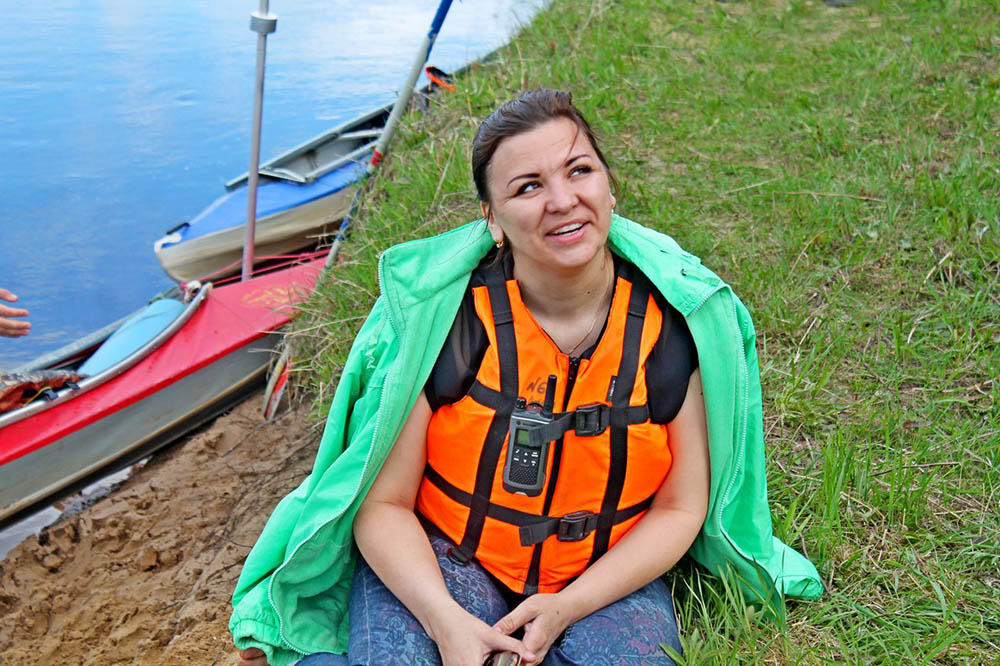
[416,266,673,594]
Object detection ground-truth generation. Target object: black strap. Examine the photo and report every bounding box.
[426,464,654,548]
[527,403,649,446]
[518,497,654,546]
[589,276,650,566]
[450,280,518,566]
[468,380,506,411]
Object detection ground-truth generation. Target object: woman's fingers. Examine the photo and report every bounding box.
[493,598,536,635]
[520,619,553,657]
[495,594,572,663]
[484,627,536,663]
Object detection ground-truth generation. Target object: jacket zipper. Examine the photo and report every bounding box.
[715,289,750,528]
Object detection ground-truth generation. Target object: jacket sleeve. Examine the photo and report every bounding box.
[687,287,823,606]
[727,293,824,601]
[229,298,390,665]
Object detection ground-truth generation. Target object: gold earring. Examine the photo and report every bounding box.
[496,237,505,249]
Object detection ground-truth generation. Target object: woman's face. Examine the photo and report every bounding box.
[482,117,615,277]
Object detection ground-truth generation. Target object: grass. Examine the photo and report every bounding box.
[287,0,999,662]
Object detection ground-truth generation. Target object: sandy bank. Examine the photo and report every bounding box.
[0,393,318,665]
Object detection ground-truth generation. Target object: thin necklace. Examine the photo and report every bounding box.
[565,260,615,357]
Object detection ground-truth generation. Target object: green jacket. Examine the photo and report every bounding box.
[230,216,823,665]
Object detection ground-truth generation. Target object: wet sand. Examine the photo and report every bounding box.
[0,393,318,665]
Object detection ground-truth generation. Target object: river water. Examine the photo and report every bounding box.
[0,0,543,370]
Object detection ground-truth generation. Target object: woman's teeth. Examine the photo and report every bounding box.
[552,222,583,235]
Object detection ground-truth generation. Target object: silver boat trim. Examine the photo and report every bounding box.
[0,283,213,430]
[224,105,390,190]
[302,140,377,181]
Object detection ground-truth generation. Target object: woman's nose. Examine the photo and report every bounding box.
[545,179,577,213]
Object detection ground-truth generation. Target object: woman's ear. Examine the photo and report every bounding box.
[482,203,503,244]
[610,193,617,211]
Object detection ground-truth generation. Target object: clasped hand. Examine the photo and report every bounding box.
[432,604,535,666]
[492,592,575,665]
[236,593,573,666]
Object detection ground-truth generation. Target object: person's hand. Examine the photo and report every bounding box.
[236,647,269,666]
[433,606,535,666]
[0,288,30,338]
[494,593,575,664]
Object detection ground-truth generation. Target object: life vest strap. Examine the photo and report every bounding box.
[589,274,651,566]
[527,403,650,446]
[517,497,654,546]
[468,379,505,410]
[425,463,654,548]
[453,278,520,567]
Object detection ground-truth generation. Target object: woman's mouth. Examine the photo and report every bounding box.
[549,222,585,236]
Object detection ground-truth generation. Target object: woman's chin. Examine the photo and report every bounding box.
[538,241,606,274]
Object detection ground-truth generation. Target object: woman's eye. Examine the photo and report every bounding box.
[570,164,593,176]
[516,181,540,195]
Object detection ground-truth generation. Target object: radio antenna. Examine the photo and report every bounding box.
[542,375,556,417]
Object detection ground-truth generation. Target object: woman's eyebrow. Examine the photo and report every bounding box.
[564,153,593,166]
[505,153,594,188]
[506,172,540,188]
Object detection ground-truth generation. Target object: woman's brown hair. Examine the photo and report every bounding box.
[471,89,618,205]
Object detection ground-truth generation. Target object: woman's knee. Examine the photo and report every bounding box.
[552,578,681,665]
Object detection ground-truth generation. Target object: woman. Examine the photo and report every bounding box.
[233,90,822,666]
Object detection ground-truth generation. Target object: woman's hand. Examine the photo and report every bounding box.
[432,605,535,666]
[493,593,575,664]
[236,647,268,666]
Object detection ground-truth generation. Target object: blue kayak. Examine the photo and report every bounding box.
[154,104,389,282]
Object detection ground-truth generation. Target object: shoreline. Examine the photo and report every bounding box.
[0,392,317,664]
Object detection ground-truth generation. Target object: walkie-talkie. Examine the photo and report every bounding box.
[503,375,557,496]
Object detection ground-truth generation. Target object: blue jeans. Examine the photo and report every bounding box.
[297,535,681,666]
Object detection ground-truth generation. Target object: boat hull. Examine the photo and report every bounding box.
[0,259,323,525]
[0,336,274,523]
[154,104,391,284]
[155,183,355,283]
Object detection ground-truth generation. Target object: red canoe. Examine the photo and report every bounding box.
[0,257,323,525]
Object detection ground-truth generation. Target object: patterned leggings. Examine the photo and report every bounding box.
[296,534,681,666]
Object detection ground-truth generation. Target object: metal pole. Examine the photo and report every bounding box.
[324,0,453,269]
[242,1,277,282]
[367,0,453,176]
[263,0,453,418]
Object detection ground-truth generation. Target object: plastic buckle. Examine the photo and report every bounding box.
[447,546,472,566]
[557,511,596,542]
[574,403,609,437]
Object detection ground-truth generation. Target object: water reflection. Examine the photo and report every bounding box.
[0,0,546,369]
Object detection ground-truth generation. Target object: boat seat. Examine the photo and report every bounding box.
[78,298,186,377]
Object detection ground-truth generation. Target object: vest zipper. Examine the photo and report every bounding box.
[563,355,582,410]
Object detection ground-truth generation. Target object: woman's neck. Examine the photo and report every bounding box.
[513,248,614,323]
